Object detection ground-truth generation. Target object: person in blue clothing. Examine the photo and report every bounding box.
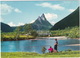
[54,39,58,52]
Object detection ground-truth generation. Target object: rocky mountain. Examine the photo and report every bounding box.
[1,14,52,32]
[32,14,52,30]
[51,7,79,30]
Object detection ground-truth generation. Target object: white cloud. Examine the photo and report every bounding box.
[0,17,4,22]
[14,8,22,13]
[45,13,58,20]
[0,4,13,15]
[36,2,65,10]
[0,3,22,15]
[30,20,35,23]
[8,22,16,26]
[8,22,24,26]
[50,21,56,25]
[18,22,24,26]
[69,9,75,12]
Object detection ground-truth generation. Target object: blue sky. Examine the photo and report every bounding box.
[0,1,79,26]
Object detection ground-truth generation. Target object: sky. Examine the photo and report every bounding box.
[0,1,79,26]
[1,0,79,1]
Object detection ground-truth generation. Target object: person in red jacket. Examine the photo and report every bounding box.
[48,46,53,53]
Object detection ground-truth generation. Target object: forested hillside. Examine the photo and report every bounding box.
[1,22,13,32]
[51,7,79,30]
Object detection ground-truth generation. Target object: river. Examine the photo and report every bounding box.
[1,37,80,54]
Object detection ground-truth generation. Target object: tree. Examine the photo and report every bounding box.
[23,24,32,34]
[23,24,38,39]
[14,26,22,40]
[14,26,22,32]
[30,30,38,38]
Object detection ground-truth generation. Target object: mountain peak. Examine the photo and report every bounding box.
[41,13,46,21]
[37,16,42,23]
[41,13,45,17]
[32,13,52,30]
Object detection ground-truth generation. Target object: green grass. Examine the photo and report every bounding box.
[19,35,34,38]
[1,51,80,58]
[51,26,79,38]
[3,35,34,39]
[1,33,35,41]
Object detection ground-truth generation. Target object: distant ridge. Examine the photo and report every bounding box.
[1,13,52,32]
[1,22,13,32]
[51,7,79,30]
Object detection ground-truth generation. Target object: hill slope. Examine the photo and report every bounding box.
[51,7,79,30]
[1,22,13,32]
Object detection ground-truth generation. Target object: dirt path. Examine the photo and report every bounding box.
[64,44,80,46]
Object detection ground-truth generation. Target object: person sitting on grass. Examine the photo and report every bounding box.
[48,46,53,53]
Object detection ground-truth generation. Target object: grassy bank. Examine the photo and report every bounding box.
[2,35,34,41]
[51,26,79,38]
[1,51,80,58]
[1,32,36,41]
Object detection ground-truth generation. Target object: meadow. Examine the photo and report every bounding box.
[1,51,80,58]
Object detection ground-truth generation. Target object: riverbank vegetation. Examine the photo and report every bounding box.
[1,31,38,41]
[51,26,79,38]
[1,26,79,41]
[1,51,80,58]
[1,24,38,41]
